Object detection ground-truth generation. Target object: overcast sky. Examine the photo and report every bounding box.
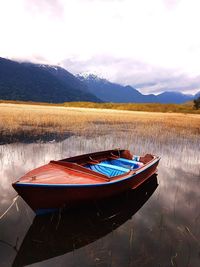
[0,0,200,94]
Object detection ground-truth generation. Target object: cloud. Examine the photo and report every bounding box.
[163,0,181,9]
[0,0,200,94]
[24,0,64,19]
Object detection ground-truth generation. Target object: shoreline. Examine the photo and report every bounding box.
[1,100,200,114]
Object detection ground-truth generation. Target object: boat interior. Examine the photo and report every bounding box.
[84,158,142,177]
[55,149,149,179]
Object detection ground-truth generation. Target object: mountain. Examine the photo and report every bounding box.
[77,74,145,102]
[0,57,196,104]
[78,74,194,104]
[156,91,193,104]
[0,58,100,103]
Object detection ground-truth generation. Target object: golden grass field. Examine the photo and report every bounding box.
[0,103,199,144]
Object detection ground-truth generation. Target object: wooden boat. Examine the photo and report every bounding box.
[12,149,160,213]
[13,175,158,267]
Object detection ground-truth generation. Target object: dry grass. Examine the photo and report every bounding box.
[1,100,200,114]
[0,103,199,144]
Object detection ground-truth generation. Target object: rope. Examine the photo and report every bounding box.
[0,195,19,220]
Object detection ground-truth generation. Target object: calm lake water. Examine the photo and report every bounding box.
[0,134,200,267]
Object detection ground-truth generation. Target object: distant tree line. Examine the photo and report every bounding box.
[194,96,200,109]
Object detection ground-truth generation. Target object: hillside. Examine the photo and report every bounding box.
[0,58,100,103]
[77,74,145,102]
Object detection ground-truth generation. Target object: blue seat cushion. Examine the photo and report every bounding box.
[85,161,129,177]
[108,158,140,170]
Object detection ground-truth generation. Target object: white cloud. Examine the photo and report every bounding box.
[0,0,200,94]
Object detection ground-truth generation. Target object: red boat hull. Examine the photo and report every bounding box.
[13,159,159,213]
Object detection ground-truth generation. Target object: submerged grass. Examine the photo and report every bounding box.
[0,103,199,144]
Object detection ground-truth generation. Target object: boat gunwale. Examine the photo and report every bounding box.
[13,157,160,188]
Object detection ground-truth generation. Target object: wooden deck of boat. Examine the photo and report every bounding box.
[18,162,110,185]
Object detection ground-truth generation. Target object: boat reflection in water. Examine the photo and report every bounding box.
[13,174,158,267]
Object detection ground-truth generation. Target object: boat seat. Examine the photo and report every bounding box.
[109,158,142,169]
[97,162,129,172]
[85,162,129,178]
[114,158,139,165]
[85,158,143,178]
